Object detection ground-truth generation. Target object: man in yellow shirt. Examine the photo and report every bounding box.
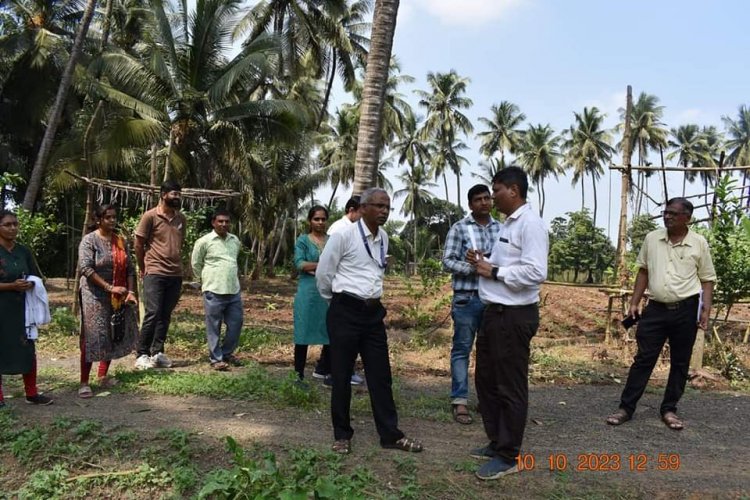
[607,198,716,430]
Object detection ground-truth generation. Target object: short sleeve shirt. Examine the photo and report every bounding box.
[135,207,186,276]
[637,228,716,303]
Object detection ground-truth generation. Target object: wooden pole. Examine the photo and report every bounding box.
[615,86,634,290]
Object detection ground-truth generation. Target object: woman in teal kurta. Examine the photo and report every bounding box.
[292,206,330,383]
[0,210,53,407]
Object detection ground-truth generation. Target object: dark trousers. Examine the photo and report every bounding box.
[138,275,182,356]
[327,293,404,445]
[619,296,699,416]
[294,344,331,380]
[476,304,539,462]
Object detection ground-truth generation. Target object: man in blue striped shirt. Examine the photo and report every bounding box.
[442,184,501,425]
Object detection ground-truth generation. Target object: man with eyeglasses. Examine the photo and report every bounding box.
[316,187,422,455]
[607,197,715,431]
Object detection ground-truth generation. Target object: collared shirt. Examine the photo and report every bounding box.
[327,215,353,235]
[479,203,548,306]
[191,230,242,295]
[316,220,388,301]
[637,228,716,303]
[443,214,501,291]
[135,206,186,276]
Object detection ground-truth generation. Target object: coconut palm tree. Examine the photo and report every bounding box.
[618,92,668,214]
[517,124,562,217]
[416,69,473,206]
[476,100,526,164]
[318,105,359,207]
[471,157,504,185]
[351,0,400,195]
[23,0,99,210]
[695,125,725,205]
[562,107,614,225]
[666,124,704,196]
[722,104,750,204]
[394,162,435,263]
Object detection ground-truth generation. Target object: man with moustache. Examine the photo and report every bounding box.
[316,187,422,455]
[134,180,186,370]
[607,197,715,431]
[469,167,548,480]
[442,184,500,425]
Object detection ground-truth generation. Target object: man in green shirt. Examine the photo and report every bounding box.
[191,209,244,370]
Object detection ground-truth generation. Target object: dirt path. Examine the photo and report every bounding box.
[12,373,749,498]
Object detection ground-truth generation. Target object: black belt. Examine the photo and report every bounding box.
[649,294,699,311]
[454,289,479,295]
[485,302,537,311]
[334,292,382,309]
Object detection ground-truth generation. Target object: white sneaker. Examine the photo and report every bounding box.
[135,354,155,370]
[350,372,364,385]
[151,352,173,368]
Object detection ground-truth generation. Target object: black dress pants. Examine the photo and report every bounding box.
[475,303,539,462]
[326,293,404,445]
[619,296,699,416]
[137,275,182,356]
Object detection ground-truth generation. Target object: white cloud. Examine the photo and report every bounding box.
[407,0,526,27]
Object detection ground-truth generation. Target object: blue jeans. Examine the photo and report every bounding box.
[203,291,243,363]
[450,292,485,405]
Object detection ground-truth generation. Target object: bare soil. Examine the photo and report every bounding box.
[5,278,750,498]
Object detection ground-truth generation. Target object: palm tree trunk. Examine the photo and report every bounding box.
[22,0,99,211]
[592,173,598,227]
[317,49,337,130]
[100,0,114,50]
[615,85,634,291]
[455,170,461,209]
[163,128,174,182]
[352,0,400,195]
[580,176,585,211]
[682,160,688,197]
[659,145,668,202]
[413,214,417,265]
[540,178,546,217]
[327,182,340,209]
[442,172,449,203]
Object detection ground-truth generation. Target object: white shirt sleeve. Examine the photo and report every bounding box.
[316,232,344,301]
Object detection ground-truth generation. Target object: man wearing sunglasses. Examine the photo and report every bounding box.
[607,197,715,431]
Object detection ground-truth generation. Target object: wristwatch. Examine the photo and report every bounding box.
[491,266,500,281]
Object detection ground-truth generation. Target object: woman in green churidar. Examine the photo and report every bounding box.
[292,206,331,387]
[77,205,139,398]
[0,210,53,408]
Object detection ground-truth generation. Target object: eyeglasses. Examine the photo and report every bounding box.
[364,203,392,212]
[661,210,688,217]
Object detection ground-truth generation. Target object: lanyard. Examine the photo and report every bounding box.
[358,221,386,269]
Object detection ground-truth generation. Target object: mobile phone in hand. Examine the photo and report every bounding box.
[621,314,640,329]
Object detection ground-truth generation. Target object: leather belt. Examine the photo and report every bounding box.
[485,303,537,311]
[334,292,382,309]
[650,294,699,311]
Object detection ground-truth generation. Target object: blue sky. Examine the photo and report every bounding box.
[326,0,749,237]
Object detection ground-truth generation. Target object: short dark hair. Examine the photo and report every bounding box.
[467,184,490,204]
[492,166,528,199]
[307,205,329,221]
[666,197,694,216]
[211,208,231,222]
[160,180,182,195]
[344,196,360,213]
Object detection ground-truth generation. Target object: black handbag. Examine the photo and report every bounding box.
[110,306,127,343]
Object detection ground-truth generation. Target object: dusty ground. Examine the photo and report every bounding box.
[3,278,749,498]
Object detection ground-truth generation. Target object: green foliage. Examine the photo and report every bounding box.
[15,207,65,273]
[700,176,750,314]
[627,214,658,264]
[548,209,615,283]
[47,306,78,336]
[403,258,451,343]
[198,437,373,499]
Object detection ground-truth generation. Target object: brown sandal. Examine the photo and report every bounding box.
[661,412,684,430]
[332,439,351,454]
[606,409,631,426]
[452,404,473,425]
[382,437,423,453]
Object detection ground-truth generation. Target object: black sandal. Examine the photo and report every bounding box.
[606,409,632,426]
[382,437,423,453]
[332,439,351,454]
[452,404,473,425]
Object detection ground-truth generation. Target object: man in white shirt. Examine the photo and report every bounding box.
[469,167,548,480]
[317,187,422,455]
[325,195,365,386]
[327,196,361,235]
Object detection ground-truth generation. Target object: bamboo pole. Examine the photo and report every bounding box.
[610,164,750,172]
[615,86,634,290]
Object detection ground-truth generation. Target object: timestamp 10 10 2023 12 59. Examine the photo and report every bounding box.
[514,452,682,472]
